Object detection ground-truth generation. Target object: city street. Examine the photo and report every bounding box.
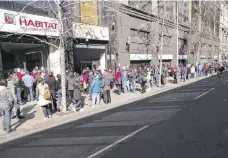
[1,73,228,158]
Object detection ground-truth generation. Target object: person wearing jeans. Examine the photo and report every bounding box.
[115,69,122,95]
[22,71,34,102]
[90,74,102,106]
[0,79,14,133]
[16,88,22,104]
[7,74,24,119]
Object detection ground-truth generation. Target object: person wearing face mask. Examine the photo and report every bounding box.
[36,78,52,120]
[89,73,102,107]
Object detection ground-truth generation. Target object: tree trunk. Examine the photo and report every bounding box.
[57,0,67,112]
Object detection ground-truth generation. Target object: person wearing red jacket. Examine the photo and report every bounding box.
[115,69,122,95]
[17,71,24,80]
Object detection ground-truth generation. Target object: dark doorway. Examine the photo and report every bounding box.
[26,52,42,72]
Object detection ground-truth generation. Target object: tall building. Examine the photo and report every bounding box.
[189,0,220,64]
[116,0,190,68]
[219,1,228,61]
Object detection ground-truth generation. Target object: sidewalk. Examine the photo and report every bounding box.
[0,75,211,144]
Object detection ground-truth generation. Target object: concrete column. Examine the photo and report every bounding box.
[48,39,61,76]
[100,51,106,74]
[0,44,3,79]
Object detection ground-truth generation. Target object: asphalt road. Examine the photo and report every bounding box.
[1,73,228,158]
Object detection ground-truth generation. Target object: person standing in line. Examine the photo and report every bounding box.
[45,72,57,111]
[82,68,89,94]
[191,65,195,78]
[204,63,209,76]
[32,67,39,80]
[102,69,112,104]
[0,79,14,133]
[115,68,122,95]
[183,65,187,82]
[36,78,52,120]
[72,77,84,112]
[121,67,128,93]
[7,75,24,119]
[154,65,160,87]
[128,68,135,93]
[17,69,24,81]
[22,71,34,102]
[176,66,180,84]
[88,71,95,100]
[90,72,102,107]
[14,73,23,105]
[126,67,130,92]
[66,72,76,106]
[150,66,155,88]
[56,74,62,112]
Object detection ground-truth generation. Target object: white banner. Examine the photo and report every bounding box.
[0,9,59,36]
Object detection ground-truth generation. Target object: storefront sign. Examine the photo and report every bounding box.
[0,9,59,36]
[73,23,109,41]
[130,54,152,60]
[75,44,105,49]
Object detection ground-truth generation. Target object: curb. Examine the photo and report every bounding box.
[0,75,211,144]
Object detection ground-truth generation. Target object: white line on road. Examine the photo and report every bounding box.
[130,105,186,110]
[178,89,208,92]
[86,125,149,158]
[194,88,215,100]
[225,80,228,83]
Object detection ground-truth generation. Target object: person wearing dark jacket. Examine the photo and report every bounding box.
[72,77,84,112]
[45,72,57,111]
[56,74,62,112]
[66,72,76,102]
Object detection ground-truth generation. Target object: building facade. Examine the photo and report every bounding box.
[189,1,220,65]
[115,0,190,68]
[219,1,228,62]
[0,1,60,78]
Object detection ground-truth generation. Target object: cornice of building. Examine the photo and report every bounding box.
[119,4,190,32]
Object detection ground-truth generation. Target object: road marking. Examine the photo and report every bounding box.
[194,88,215,100]
[148,99,191,103]
[86,125,149,158]
[178,89,208,92]
[225,80,228,83]
[130,105,186,110]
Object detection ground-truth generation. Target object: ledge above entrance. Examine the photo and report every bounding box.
[73,22,109,41]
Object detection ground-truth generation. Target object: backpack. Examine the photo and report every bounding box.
[44,88,51,100]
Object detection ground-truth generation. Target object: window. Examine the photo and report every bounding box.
[130,29,149,41]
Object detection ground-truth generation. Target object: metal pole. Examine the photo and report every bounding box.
[57,0,67,112]
[176,1,179,66]
[159,0,166,87]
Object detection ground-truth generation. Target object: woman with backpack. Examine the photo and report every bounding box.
[36,78,52,120]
